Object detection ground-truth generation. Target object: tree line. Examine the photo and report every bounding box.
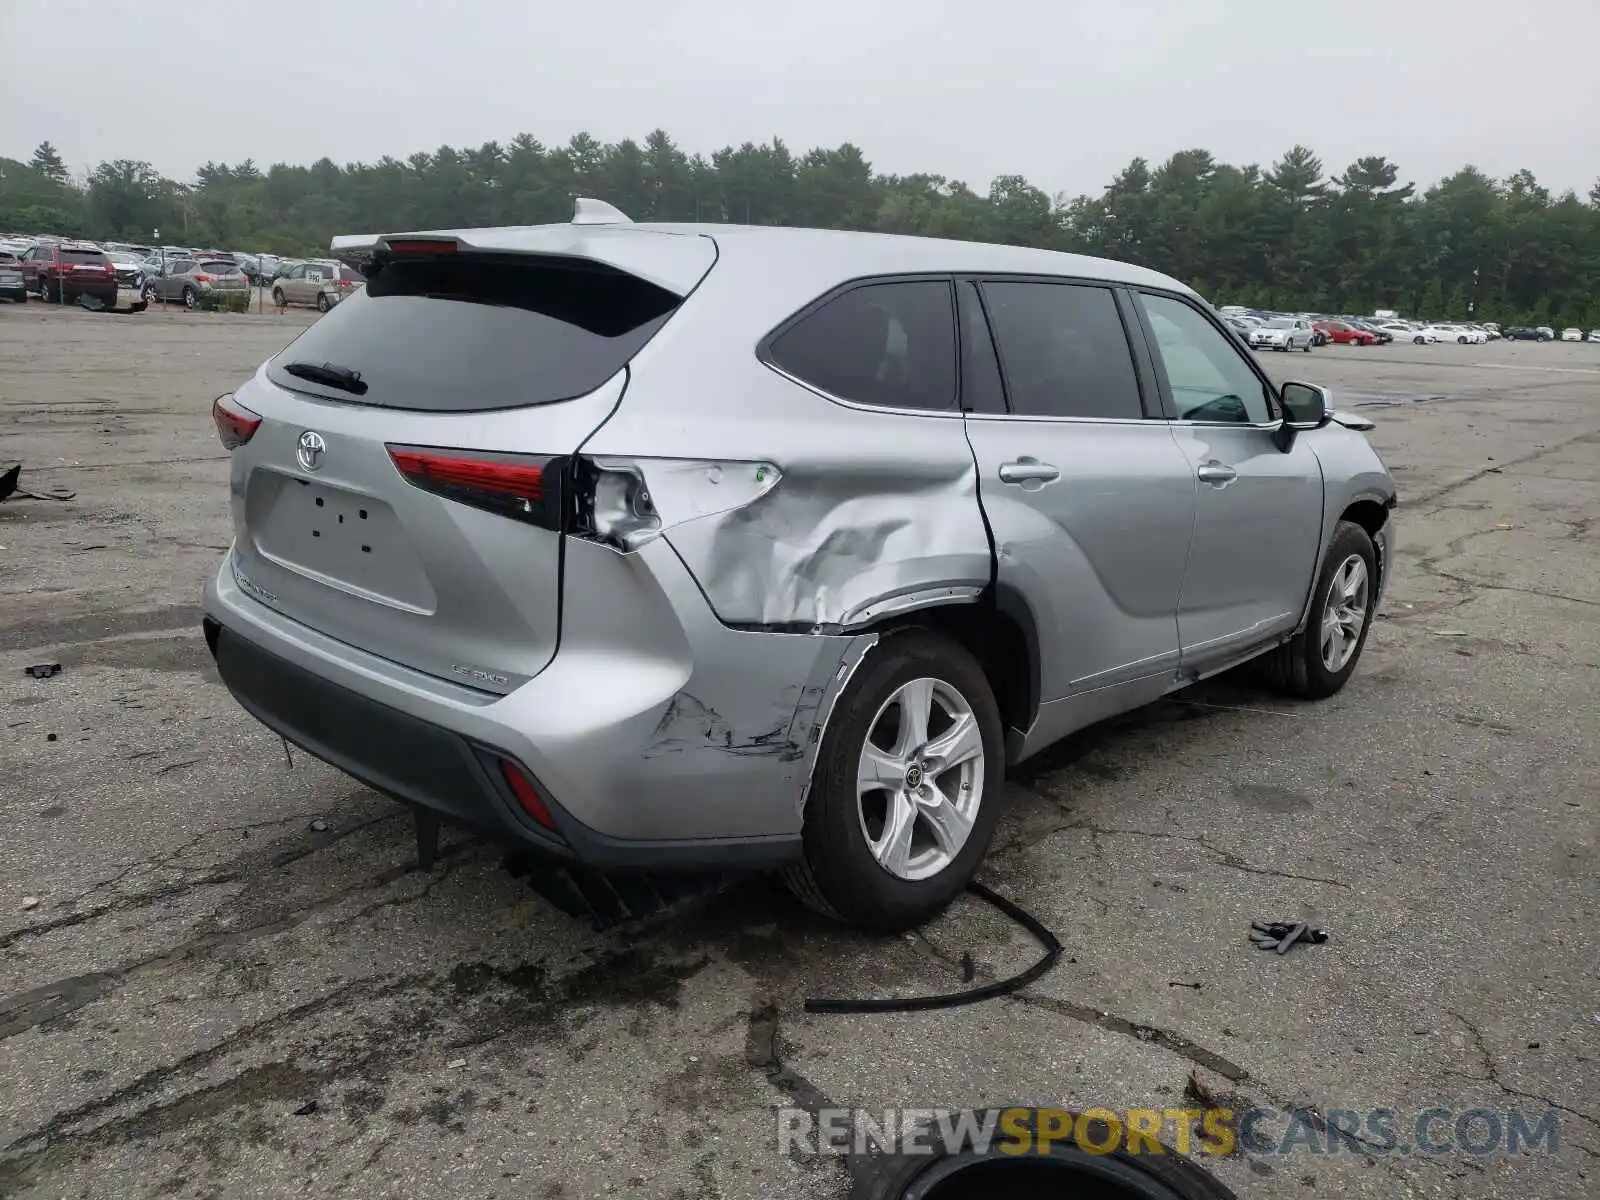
[5,133,1599,327]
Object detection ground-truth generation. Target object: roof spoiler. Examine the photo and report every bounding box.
[330,233,382,268]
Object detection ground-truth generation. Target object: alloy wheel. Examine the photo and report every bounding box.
[1319,554,1369,672]
[856,677,985,882]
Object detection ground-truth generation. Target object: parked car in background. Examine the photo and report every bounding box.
[1437,324,1486,344]
[1347,319,1393,344]
[144,257,251,308]
[270,259,365,311]
[1248,316,1316,352]
[1482,322,1501,337]
[1314,320,1378,346]
[1501,326,1547,341]
[1588,330,1600,343]
[104,251,150,291]
[19,242,119,306]
[201,210,1396,930]
[1560,327,1582,342]
[1536,326,1555,340]
[0,249,26,302]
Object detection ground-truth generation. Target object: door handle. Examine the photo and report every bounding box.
[998,458,1061,485]
[1196,462,1237,485]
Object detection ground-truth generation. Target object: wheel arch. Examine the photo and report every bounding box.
[864,586,1040,763]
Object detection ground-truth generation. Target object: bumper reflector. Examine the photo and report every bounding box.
[499,758,555,829]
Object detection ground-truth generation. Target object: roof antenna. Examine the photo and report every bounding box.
[571,197,632,226]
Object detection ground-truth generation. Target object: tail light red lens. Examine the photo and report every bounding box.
[212,393,261,449]
[387,445,562,528]
[499,759,555,829]
[193,273,213,283]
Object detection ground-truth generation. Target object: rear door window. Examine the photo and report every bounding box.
[266,254,684,412]
[979,280,1144,420]
[765,279,957,412]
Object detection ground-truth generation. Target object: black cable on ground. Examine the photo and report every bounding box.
[804,880,1062,1015]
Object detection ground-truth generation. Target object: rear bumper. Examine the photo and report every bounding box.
[203,540,873,869]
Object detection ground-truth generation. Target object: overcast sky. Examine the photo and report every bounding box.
[3,0,1596,199]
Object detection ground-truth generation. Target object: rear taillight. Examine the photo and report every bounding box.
[193,273,213,284]
[339,279,357,287]
[498,759,556,830]
[387,445,564,528]
[212,394,261,449]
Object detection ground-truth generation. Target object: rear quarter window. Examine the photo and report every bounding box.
[765,279,957,412]
[266,254,683,413]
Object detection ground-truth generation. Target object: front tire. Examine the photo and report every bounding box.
[784,630,1004,932]
[272,287,286,308]
[1261,520,1378,700]
[1414,335,1425,344]
[1302,339,1312,352]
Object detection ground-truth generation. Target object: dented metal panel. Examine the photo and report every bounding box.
[664,453,991,630]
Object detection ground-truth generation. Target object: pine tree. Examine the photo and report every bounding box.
[29,141,69,185]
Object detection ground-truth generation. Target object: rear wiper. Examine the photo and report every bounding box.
[282,360,368,395]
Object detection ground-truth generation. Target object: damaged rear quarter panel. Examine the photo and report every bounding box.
[582,257,995,631]
[663,443,990,629]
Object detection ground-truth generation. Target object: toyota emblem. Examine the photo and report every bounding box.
[296,431,327,472]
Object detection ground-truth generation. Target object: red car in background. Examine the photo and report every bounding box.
[1313,320,1378,346]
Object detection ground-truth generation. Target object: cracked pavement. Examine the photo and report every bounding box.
[1,306,1596,1198]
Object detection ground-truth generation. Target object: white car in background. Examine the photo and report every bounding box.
[1588,330,1600,343]
[1419,324,1483,344]
[1560,327,1583,342]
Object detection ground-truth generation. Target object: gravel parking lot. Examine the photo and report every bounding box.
[1,304,1596,1199]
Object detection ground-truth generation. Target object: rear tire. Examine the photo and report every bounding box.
[316,291,330,313]
[182,286,196,310]
[783,630,1004,932]
[1260,520,1378,700]
[1302,339,1312,352]
[272,287,286,308]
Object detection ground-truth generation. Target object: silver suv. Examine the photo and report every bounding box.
[202,201,1395,930]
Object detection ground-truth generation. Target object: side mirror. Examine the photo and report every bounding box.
[1280,381,1329,429]
[1274,381,1330,451]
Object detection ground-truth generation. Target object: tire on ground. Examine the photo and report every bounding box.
[1259,519,1378,700]
[783,629,1004,932]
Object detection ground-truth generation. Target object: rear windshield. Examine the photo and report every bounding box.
[267,255,683,412]
[62,249,108,264]
[201,260,241,274]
